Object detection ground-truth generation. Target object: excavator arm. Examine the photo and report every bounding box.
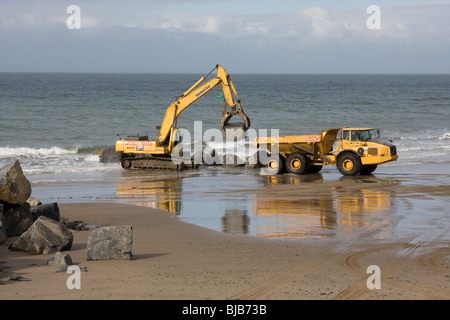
[157,64,250,145]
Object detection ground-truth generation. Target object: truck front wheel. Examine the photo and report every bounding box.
[337,153,362,176]
[360,164,377,175]
[285,153,310,175]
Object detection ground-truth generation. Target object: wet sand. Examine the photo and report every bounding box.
[1,164,449,301]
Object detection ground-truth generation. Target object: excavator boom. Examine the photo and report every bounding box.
[158,64,250,144]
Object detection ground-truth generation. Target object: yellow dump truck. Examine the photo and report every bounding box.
[253,127,398,176]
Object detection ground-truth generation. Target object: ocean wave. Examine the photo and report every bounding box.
[0,145,117,176]
[400,134,448,141]
[0,146,77,159]
[24,162,119,175]
[77,145,113,154]
[439,133,450,140]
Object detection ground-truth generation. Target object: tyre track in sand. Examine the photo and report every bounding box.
[333,232,449,300]
[389,280,450,300]
[332,196,449,300]
[341,243,410,270]
[333,243,411,300]
[227,197,449,300]
[420,246,450,273]
[227,253,337,300]
[227,228,384,300]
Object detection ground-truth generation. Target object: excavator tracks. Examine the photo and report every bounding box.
[121,156,197,171]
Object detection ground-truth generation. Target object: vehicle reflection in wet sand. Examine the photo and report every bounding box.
[254,174,395,238]
[115,173,182,214]
[221,209,250,234]
[115,170,396,239]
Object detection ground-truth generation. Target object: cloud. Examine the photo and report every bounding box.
[0,1,449,73]
[131,2,450,45]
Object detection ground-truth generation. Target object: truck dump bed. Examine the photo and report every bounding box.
[254,128,341,155]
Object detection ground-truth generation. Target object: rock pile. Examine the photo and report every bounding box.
[1,160,134,282]
[0,160,72,253]
[1,160,34,244]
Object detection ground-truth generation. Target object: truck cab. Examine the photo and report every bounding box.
[336,127,398,175]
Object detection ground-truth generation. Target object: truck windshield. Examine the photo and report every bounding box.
[343,129,380,141]
[360,129,380,141]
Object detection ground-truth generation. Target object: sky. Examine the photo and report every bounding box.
[0,0,449,73]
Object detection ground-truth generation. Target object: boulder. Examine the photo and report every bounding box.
[191,150,204,165]
[47,252,73,268]
[99,146,123,163]
[0,161,31,205]
[246,150,269,168]
[222,154,246,167]
[202,148,223,166]
[9,273,30,281]
[86,225,133,261]
[9,216,73,255]
[224,123,246,141]
[0,205,7,245]
[2,202,33,237]
[30,202,60,222]
[26,197,42,207]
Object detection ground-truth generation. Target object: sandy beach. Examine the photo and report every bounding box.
[1,163,449,302]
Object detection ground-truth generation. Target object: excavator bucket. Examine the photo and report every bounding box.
[219,97,251,140]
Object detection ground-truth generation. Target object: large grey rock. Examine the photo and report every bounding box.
[47,252,73,268]
[0,205,7,245]
[0,161,31,205]
[26,197,42,207]
[246,150,269,168]
[86,225,133,261]
[224,123,246,141]
[222,154,245,167]
[99,146,122,163]
[202,148,223,166]
[3,202,33,237]
[31,202,60,222]
[9,216,73,255]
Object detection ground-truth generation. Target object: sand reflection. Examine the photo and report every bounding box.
[114,170,396,239]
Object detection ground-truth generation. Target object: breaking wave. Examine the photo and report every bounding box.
[0,146,76,158]
[0,145,119,176]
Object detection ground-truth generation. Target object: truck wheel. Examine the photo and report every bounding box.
[337,153,362,176]
[307,165,323,174]
[262,154,284,175]
[285,153,309,175]
[360,164,377,175]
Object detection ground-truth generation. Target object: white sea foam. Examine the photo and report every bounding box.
[0,145,119,178]
[204,139,259,161]
[0,146,76,158]
[439,132,450,140]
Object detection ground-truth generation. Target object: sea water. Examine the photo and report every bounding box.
[1,73,449,238]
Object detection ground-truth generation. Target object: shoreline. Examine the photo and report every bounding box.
[1,161,449,300]
[1,198,449,300]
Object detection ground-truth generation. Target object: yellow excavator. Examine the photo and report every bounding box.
[115,64,251,170]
